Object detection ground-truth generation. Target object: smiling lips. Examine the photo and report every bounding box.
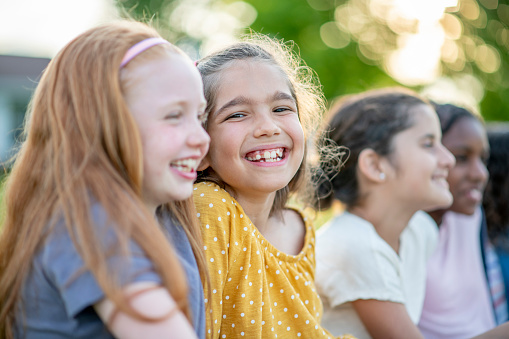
[171,158,199,173]
[245,148,285,162]
[465,187,483,202]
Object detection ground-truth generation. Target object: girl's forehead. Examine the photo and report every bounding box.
[216,60,293,96]
[222,58,285,77]
[443,117,488,150]
[444,116,484,138]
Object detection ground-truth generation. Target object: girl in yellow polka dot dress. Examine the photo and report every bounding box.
[193,36,355,339]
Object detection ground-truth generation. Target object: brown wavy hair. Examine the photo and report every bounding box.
[0,20,208,337]
[314,87,431,210]
[196,35,325,215]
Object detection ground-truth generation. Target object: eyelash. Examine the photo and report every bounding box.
[198,112,207,123]
[274,107,292,113]
[224,106,294,121]
[422,139,435,148]
[164,112,181,120]
[225,112,246,120]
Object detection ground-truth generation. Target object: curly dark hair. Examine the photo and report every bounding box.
[483,124,509,250]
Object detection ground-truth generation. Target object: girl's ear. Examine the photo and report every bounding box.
[197,155,211,171]
[357,148,387,183]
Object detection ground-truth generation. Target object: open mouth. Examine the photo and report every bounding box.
[245,148,285,163]
[170,158,199,173]
[466,188,483,201]
[433,177,449,189]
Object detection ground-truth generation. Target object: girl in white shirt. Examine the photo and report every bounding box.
[314,88,455,339]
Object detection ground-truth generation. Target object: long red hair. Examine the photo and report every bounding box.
[0,21,208,337]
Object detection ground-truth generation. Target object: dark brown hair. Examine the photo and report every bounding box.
[483,124,509,250]
[432,102,483,135]
[315,87,430,210]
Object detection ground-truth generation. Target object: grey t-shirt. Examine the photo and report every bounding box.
[16,203,205,339]
[159,209,206,339]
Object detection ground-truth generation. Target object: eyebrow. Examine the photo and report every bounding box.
[214,96,252,118]
[272,91,296,103]
[420,133,436,140]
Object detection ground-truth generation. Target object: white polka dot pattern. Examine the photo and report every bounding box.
[194,182,355,339]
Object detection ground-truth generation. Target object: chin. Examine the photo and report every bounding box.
[450,202,478,216]
[169,187,194,202]
[454,207,477,216]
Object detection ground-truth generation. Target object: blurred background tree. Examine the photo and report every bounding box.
[117,0,509,121]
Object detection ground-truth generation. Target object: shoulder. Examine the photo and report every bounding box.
[317,212,378,256]
[408,210,438,236]
[316,213,405,305]
[194,182,248,248]
[404,211,439,257]
[194,182,238,211]
[282,208,307,236]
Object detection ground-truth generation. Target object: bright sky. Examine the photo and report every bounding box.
[0,0,118,58]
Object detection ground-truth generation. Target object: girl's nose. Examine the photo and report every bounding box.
[439,143,456,170]
[470,157,489,183]
[188,119,211,150]
[253,112,281,138]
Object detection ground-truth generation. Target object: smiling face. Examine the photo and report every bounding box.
[123,52,210,212]
[442,117,489,215]
[202,60,305,201]
[385,104,455,211]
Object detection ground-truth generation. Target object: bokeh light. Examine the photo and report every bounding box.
[0,0,118,58]
[168,0,256,57]
[314,0,509,110]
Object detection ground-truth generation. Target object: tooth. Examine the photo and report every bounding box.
[264,151,270,159]
[271,151,276,158]
[256,154,261,160]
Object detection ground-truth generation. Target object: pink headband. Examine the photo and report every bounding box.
[120,37,170,68]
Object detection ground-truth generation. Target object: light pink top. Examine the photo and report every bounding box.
[418,208,496,339]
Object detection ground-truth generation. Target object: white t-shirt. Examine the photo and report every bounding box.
[316,211,438,339]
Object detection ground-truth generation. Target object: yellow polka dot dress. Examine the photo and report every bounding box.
[194,182,356,339]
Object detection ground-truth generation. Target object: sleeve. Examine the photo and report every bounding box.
[194,183,243,339]
[41,203,161,318]
[315,218,404,308]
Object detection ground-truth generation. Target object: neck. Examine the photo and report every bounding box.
[348,198,416,254]
[427,209,446,225]
[143,201,158,217]
[225,186,276,234]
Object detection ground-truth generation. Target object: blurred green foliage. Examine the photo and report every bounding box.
[117,0,509,121]
[244,0,509,121]
[243,0,399,106]
[475,4,509,121]
[0,174,5,227]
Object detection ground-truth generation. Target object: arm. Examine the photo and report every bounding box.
[471,322,509,339]
[94,281,197,339]
[352,299,424,339]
